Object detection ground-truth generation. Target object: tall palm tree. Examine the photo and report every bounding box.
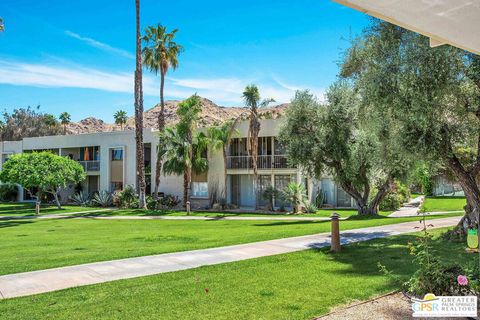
[207,121,238,198]
[142,24,183,199]
[114,110,128,130]
[134,0,147,209]
[242,85,274,209]
[59,112,71,135]
[163,127,208,210]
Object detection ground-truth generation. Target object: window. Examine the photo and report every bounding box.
[111,149,123,161]
[192,182,208,197]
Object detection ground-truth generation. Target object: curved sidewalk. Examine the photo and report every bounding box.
[0,216,460,300]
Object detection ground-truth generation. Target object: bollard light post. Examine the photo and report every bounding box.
[330,212,341,253]
[186,201,191,215]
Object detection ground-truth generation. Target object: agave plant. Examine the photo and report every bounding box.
[92,190,113,207]
[70,191,91,206]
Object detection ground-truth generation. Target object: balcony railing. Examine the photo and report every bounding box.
[78,160,100,172]
[226,155,291,169]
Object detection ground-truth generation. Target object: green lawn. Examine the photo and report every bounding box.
[420,196,466,212]
[0,203,105,217]
[0,227,471,320]
[0,213,461,276]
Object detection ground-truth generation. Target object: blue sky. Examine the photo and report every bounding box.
[0,0,369,122]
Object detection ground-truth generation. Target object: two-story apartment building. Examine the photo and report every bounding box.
[0,119,355,209]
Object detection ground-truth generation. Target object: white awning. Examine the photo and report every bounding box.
[333,0,480,55]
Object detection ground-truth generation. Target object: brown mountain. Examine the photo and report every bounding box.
[67,97,288,135]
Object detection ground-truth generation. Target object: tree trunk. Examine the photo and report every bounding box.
[183,171,189,209]
[249,109,260,210]
[448,157,480,232]
[35,191,42,215]
[223,147,228,199]
[367,178,392,215]
[154,70,166,200]
[52,190,61,209]
[134,0,147,209]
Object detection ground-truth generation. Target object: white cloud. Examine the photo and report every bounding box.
[65,30,135,60]
[0,59,325,106]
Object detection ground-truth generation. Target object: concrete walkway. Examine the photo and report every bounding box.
[388,196,424,217]
[0,216,460,299]
[0,211,341,221]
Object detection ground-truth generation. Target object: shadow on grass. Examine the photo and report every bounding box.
[252,220,327,227]
[0,220,35,228]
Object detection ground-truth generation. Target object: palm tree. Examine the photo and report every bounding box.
[44,114,57,127]
[0,18,4,32]
[59,112,71,135]
[163,127,208,210]
[142,24,183,199]
[114,110,128,130]
[283,182,307,214]
[207,121,238,198]
[134,0,147,209]
[242,85,274,209]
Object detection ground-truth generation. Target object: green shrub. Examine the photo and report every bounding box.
[158,194,180,209]
[113,186,138,208]
[380,181,411,211]
[145,194,180,210]
[0,183,18,202]
[404,217,476,296]
[146,195,157,210]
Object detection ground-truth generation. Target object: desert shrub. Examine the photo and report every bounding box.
[70,191,91,206]
[113,186,138,208]
[0,183,18,202]
[92,190,113,207]
[303,201,318,214]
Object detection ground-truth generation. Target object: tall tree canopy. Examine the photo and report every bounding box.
[280,86,411,215]
[0,106,63,141]
[340,20,480,229]
[59,112,71,135]
[0,152,85,213]
[114,110,128,130]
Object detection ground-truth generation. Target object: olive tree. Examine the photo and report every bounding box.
[0,152,85,214]
[340,20,480,231]
[280,86,412,215]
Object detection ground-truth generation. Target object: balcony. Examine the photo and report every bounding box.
[226,155,291,169]
[78,160,100,172]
